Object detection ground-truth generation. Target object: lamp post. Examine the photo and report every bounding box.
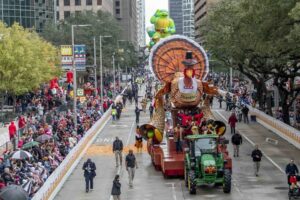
[99,35,112,110]
[93,37,97,95]
[112,52,116,98]
[72,24,91,131]
[117,40,127,82]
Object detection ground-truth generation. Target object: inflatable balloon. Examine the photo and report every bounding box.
[147,130,154,138]
[147,9,176,49]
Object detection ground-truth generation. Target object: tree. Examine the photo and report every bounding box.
[0,22,61,98]
[41,11,138,72]
[205,0,300,124]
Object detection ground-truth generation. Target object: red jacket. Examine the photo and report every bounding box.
[194,112,204,125]
[18,117,26,129]
[228,115,238,127]
[8,122,17,139]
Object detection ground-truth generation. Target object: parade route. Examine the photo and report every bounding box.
[54,97,297,200]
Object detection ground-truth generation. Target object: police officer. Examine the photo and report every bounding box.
[82,158,96,192]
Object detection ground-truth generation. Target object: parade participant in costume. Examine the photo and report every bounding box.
[135,126,143,153]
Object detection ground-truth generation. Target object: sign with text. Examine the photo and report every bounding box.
[61,45,73,69]
[74,45,86,69]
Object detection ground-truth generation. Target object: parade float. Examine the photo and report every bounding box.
[140,10,232,193]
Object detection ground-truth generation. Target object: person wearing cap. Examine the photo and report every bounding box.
[82,158,96,192]
[286,159,299,185]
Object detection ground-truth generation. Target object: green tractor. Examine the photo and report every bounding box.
[184,134,232,194]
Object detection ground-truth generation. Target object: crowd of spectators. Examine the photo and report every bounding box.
[1,80,115,198]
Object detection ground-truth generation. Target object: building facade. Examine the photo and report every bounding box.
[114,0,138,49]
[57,0,113,20]
[136,0,145,47]
[169,0,183,35]
[194,0,219,44]
[0,0,54,32]
[182,0,194,39]
[169,0,194,38]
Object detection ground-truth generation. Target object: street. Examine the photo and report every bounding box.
[54,97,296,200]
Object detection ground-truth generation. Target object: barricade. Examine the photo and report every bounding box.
[32,85,129,200]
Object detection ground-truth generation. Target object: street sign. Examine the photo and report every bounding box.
[74,45,86,70]
[77,88,84,96]
[61,45,73,69]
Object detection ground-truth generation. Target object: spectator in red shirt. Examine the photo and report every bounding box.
[228,112,238,134]
[18,115,26,137]
[8,121,17,150]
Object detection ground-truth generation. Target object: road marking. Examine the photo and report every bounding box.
[165,183,177,200]
[266,137,278,145]
[126,120,136,146]
[215,110,285,174]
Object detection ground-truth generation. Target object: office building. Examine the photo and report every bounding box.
[0,0,54,32]
[169,0,183,35]
[136,0,145,47]
[194,0,219,43]
[57,0,113,20]
[114,0,138,49]
[183,0,195,39]
[169,0,194,38]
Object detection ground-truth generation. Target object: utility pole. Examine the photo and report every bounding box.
[93,37,97,95]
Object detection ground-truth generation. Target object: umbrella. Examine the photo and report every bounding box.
[36,134,52,143]
[11,150,32,160]
[0,184,29,200]
[21,141,40,150]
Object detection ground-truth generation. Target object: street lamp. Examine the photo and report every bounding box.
[72,24,91,131]
[99,35,112,109]
[112,52,116,98]
[93,37,97,95]
[117,40,128,82]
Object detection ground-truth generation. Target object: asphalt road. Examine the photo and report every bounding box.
[54,94,296,200]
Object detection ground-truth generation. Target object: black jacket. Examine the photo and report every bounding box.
[113,139,123,151]
[251,149,262,162]
[231,133,243,145]
[111,180,121,195]
[286,163,299,175]
[82,160,96,177]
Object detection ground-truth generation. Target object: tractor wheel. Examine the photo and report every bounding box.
[184,165,188,187]
[188,173,196,195]
[223,169,231,193]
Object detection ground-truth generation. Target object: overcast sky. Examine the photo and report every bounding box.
[145,0,169,43]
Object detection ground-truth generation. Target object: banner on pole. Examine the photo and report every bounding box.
[74,45,86,70]
[61,45,73,69]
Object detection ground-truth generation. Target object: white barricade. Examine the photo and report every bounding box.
[219,90,300,149]
[33,85,129,200]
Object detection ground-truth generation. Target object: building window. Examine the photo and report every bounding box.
[115,1,120,7]
[64,0,70,6]
[86,0,92,5]
[56,0,59,6]
[75,11,81,16]
[116,9,120,14]
[75,0,81,5]
[97,0,101,5]
[64,11,70,18]
[56,11,59,20]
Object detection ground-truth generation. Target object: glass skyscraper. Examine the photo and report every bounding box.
[169,0,194,38]
[0,0,54,32]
